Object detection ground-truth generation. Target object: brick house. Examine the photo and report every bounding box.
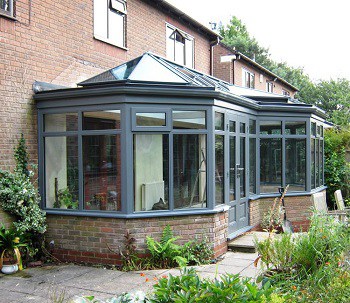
[213,43,298,97]
[1,0,326,265]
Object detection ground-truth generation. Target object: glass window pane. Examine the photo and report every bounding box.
[215,135,224,205]
[316,139,320,187]
[240,122,246,134]
[249,119,256,134]
[311,122,316,136]
[286,139,306,191]
[260,121,281,135]
[320,140,324,185]
[136,112,166,127]
[83,110,121,130]
[229,136,235,201]
[173,111,206,129]
[260,138,282,193]
[240,137,246,198]
[44,113,78,132]
[249,138,256,194]
[83,135,121,211]
[317,125,321,137]
[229,121,236,133]
[311,139,316,189]
[45,136,79,209]
[215,112,224,131]
[134,134,169,211]
[174,134,206,208]
[108,11,124,46]
[285,121,306,135]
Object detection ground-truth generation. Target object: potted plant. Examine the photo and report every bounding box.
[0,224,27,274]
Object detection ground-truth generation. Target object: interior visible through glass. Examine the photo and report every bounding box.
[173,134,206,208]
[83,135,121,211]
[136,112,166,127]
[83,110,121,130]
[134,134,169,211]
[260,121,282,135]
[44,113,78,132]
[260,138,282,193]
[215,135,224,205]
[45,136,79,209]
[286,139,306,191]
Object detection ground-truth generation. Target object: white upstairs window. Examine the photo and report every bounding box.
[166,25,194,68]
[0,0,14,18]
[94,0,127,48]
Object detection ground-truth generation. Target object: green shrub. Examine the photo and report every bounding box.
[324,127,350,207]
[150,267,285,303]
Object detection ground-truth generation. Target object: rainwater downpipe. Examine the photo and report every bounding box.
[210,37,220,76]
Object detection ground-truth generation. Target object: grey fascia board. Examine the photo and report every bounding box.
[34,85,327,118]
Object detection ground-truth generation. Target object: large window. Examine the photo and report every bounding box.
[311,122,324,189]
[242,69,255,89]
[94,0,127,47]
[260,119,308,193]
[43,110,122,212]
[134,135,169,211]
[166,25,194,68]
[215,112,225,205]
[0,0,14,18]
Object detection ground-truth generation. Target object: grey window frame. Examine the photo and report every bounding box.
[0,0,14,18]
[258,118,309,194]
[310,120,324,190]
[39,105,124,214]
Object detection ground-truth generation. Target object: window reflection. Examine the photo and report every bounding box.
[285,121,306,135]
[173,134,206,208]
[83,135,121,211]
[83,110,121,130]
[260,121,281,135]
[136,113,166,127]
[173,111,206,129]
[44,113,78,132]
[286,139,306,191]
[215,135,224,205]
[260,138,282,193]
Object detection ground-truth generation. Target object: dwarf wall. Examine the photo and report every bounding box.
[249,191,326,232]
[0,0,212,170]
[46,212,228,265]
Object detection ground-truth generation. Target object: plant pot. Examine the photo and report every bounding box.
[1,264,18,274]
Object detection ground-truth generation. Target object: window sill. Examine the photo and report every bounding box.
[94,36,128,51]
[0,12,17,21]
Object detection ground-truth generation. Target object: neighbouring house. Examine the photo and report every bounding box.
[213,43,298,97]
[1,0,326,264]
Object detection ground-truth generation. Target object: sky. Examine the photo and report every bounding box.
[167,0,350,82]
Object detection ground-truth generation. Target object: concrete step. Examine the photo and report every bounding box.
[228,231,268,253]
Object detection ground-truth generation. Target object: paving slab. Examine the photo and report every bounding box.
[0,251,263,302]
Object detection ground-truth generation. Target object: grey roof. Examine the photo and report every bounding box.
[79,53,232,92]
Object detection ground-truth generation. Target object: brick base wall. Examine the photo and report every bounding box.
[46,212,228,265]
[249,191,326,232]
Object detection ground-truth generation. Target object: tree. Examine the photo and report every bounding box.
[219,17,350,126]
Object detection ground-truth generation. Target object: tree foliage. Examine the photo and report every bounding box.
[220,17,350,126]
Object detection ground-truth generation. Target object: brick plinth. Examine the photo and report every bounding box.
[46,211,228,265]
[249,191,326,232]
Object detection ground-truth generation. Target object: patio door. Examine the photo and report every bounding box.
[227,115,249,235]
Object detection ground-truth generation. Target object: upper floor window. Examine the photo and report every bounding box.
[282,89,290,97]
[266,82,273,93]
[0,0,14,18]
[94,0,127,48]
[166,25,194,68]
[242,69,255,89]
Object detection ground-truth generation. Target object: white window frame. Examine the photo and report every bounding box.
[242,69,255,89]
[94,0,127,48]
[0,0,14,18]
[266,82,273,93]
[282,89,290,96]
[166,24,194,68]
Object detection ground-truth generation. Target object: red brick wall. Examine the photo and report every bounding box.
[46,212,228,265]
[249,191,325,232]
[0,0,212,169]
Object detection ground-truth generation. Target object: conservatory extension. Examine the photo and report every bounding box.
[34,53,327,261]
